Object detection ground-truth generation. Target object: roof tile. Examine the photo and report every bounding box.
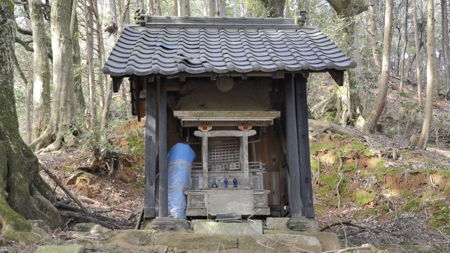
[103,17,355,76]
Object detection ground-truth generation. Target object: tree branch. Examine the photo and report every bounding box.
[15,36,53,60]
[17,27,33,36]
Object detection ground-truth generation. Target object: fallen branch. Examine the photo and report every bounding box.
[320,221,367,232]
[59,210,125,230]
[39,160,90,215]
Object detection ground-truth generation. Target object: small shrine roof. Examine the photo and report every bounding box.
[102,16,356,77]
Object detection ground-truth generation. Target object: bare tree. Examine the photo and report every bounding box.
[418,0,436,148]
[363,0,394,133]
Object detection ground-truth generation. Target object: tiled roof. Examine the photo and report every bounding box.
[102,16,356,77]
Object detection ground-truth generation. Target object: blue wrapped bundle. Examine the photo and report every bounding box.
[167,143,195,218]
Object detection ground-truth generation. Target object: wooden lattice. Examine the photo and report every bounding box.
[208,139,240,171]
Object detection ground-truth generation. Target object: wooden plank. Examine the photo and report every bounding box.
[202,135,209,189]
[158,77,168,217]
[194,130,256,138]
[294,74,315,218]
[284,73,302,218]
[144,77,157,219]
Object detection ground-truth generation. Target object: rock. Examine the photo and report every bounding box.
[72,223,110,234]
[35,244,85,253]
[263,230,340,251]
[265,217,289,230]
[238,234,322,252]
[153,232,238,250]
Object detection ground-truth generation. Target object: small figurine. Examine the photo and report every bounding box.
[224,178,229,188]
[233,178,238,188]
[212,178,218,188]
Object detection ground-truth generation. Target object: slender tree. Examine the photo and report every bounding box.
[369,0,381,68]
[0,0,62,233]
[418,0,435,148]
[363,0,394,133]
[86,0,97,129]
[399,0,409,92]
[413,0,423,105]
[30,0,51,144]
[441,0,450,98]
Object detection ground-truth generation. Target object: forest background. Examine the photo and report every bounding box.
[2,0,450,251]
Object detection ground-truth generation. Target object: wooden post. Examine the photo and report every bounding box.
[144,77,157,218]
[283,73,302,218]
[241,134,250,188]
[158,77,168,217]
[295,73,315,218]
[201,135,209,189]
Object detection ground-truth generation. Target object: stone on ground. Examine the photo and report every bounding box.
[35,244,85,253]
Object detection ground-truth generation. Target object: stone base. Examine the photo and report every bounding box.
[288,216,318,232]
[194,220,263,235]
[144,217,190,231]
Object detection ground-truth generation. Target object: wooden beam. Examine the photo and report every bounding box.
[112,77,123,92]
[144,77,157,219]
[328,70,344,86]
[158,77,168,217]
[194,130,256,138]
[294,74,315,218]
[284,73,302,218]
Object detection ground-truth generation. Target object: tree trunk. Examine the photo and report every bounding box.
[12,53,32,144]
[418,0,435,148]
[72,13,86,117]
[314,1,368,126]
[118,0,130,37]
[206,0,215,17]
[0,2,62,233]
[147,0,154,15]
[369,0,381,68]
[86,0,97,129]
[178,0,190,16]
[153,0,161,15]
[441,0,450,98]
[363,0,394,133]
[413,0,423,106]
[399,0,408,92]
[30,0,77,152]
[93,0,105,113]
[30,0,51,144]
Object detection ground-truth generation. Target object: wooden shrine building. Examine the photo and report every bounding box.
[103,13,356,230]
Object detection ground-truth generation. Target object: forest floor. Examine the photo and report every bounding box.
[5,79,450,252]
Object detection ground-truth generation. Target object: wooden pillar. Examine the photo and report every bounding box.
[144,77,157,218]
[202,135,209,189]
[240,133,249,188]
[283,73,302,218]
[158,77,168,217]
[294,73,315,218]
